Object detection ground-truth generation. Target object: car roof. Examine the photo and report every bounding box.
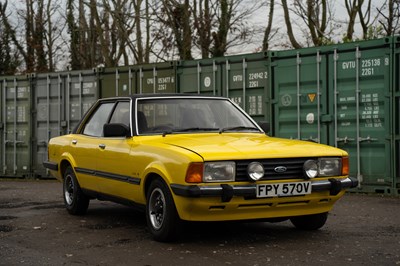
[100,93,227,101]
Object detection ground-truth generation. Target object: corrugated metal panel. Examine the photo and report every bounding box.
[222,53,270,122]
[270,50,328,142]
[0,75,32,177]
[329,38,393,194]
[32,70,99,178]
[394,36,400,195]
[138,62,176,94]
[176,58,222,95]
[99,66,136,98]
[270,37,395,194]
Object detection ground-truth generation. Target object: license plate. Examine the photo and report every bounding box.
[256,181,312,198]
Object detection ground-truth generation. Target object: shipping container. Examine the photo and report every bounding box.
[98,66,136,98]
[138,62,176,94]
[1,37,399,195]
[394,36,400,195]
[0,75,32,177]
[269,37,395,194]
[176,58,223,95]
[270,49,329,143]
[222,53,270,123]
[31,70,99,178]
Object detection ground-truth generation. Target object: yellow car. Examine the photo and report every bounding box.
[44,94,358,241]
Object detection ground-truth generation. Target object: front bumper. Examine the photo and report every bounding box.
[171,177,359,202]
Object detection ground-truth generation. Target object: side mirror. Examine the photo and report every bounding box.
[103,123,130,137]
[258,121,270,134]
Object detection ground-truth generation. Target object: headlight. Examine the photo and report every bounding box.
[304,160,318,178]
[247,162,264,181]
[203,161,235,182]
[303,158,342,179]
[318,158,341,176]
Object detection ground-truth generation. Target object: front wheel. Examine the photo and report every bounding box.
[63,166,89,215]
[290,212,328,230]
[146,178,181,242]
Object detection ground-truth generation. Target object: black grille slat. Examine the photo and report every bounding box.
[235,158,316,182]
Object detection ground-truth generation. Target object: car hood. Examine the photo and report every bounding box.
[161,133,347,161]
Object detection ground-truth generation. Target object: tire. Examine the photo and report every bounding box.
[290,212,328,230]
[146,178,181,242]
[63,166,90,215]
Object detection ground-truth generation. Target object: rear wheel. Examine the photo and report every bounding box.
[63,166,89,215]
[290,212,328,230]
[146,178,181,242]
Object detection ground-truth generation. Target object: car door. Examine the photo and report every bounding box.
[95,100,140,201]
[71,101,115,191]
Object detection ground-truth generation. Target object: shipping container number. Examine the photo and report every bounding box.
[361,58,380,76]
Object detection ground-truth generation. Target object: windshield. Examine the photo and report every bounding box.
[136,97,260,135]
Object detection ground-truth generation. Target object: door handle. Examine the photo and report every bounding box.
[99,144,106,149]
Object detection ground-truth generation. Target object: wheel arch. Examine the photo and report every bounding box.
[59,160,72,179]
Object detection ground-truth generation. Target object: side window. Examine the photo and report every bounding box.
[109,101,130,127]
[82,103,114,137]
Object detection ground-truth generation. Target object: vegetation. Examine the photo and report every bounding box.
[0,0,398,74]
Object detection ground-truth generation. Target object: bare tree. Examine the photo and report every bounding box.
[262,0,275,50]
[358,0,372,39]
[281,0,302,48]
[378,0,400,36]
[157,0,193,60]
[344,0,359,41]
[0,1,20,74]
[193,0,213,58]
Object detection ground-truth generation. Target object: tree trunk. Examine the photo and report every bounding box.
[281,0,302,49]
[263,0,275,51]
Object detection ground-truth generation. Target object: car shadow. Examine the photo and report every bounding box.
[72,200,330,244]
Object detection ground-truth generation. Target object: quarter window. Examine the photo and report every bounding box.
[109,101,130,127]
[83,103,114,137]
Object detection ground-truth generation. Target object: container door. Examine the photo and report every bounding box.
[176,60,221,95]
[139,63,176,94]
[271,52,328,143]
[1,77,31,177]
[393,37,400,195]
[34,74,65,178]
[222,54,269,123]
[331,43,392,193]
[100,67,136,98]
[66,71,99,134]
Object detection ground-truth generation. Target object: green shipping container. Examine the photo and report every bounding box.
[222,53,270,122]
[176,58,223,95]
[270,37,395,194]
[138,62,176,94]
[99,66,136,98]
[0,75,32,177]
[394,36,400,195]
[32,70,99,178]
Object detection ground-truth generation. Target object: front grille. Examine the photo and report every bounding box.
[235,158,315,182]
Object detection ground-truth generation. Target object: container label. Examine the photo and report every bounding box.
[281,94,292,106]
[361,93,382,128]
[146,76,175,91]
[204,77,211,88]
[248,95,263,115]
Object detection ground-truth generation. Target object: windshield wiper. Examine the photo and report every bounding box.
[178,127,219,132]
[219,126,260,133]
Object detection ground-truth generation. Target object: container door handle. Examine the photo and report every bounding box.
[359,136,378,143]
[72,140,77,145]
[337,136,355,144]
[99,144,106,149]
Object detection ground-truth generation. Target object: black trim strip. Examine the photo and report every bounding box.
[81,188,145,211]
[75,167,141,185]
[43,161,58,171]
